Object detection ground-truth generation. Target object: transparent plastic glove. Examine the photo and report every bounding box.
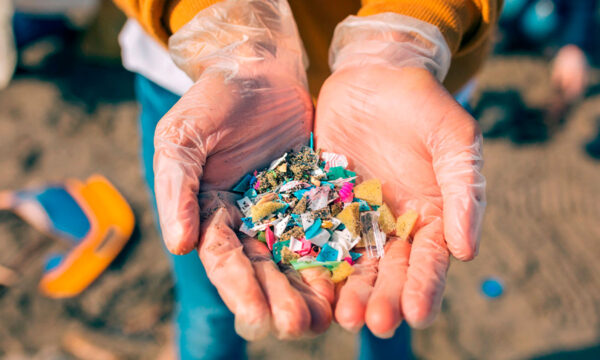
[315,14,486,335]
[154,0,333,340]
[551,44,588,102]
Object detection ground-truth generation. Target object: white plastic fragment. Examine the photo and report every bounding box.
[268,152,288,170]
[322,152,349,170]
[330,217,342,230]
[308,186,330,211]
[311,167,326,177]
[360,211,386,258]
[239,223,258,237]
[236,197,253,217]
[301,213,314,231]
[274,215,290,237]
[309,229,330,247]
[289,236,302,252]
[279,180,309,193]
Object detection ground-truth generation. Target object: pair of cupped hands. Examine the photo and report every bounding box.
[153,0,486,341]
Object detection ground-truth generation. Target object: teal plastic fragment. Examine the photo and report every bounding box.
[233,174,251,193]
[294,189,308,199]
[244,188,257,199]
[320,181,335,189]
[349,251,362,262]
[241,217,254,228]
[316,243,339,262]
[291,214,302,226]
[272,240,290,263]
[327,166,356,181]
[310,132,314,150]
[356,199,371,211]
[305,218,322,239]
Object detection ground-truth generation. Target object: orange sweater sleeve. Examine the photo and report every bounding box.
[113,0,501,92]
[359,0,503,92]
[112,0,223,44]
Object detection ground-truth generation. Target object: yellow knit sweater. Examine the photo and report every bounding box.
[113,0,502,93]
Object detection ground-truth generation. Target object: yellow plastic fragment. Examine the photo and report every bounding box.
[353,179,383,206]
[378,203,396,234]
[310,176,321,187]
[321,220,334,229]
[396,210,419,241]
[331,261,354,283]
[276,163,287,173]
[256,192,277,205]
[251,201,285,222]
[335,202,361,237]
[281,246,300,264]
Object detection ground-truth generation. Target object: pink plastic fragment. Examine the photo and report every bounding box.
[297,238,312,256]
[266,226,276,251]
[338,182,354,203]
[344,257,354,265]
[322,152,349,171]
[254,179,261,190]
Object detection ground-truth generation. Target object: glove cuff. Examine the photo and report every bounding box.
[168,0,308,85]
[329,13,451,82]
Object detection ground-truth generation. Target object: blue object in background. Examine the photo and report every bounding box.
[501,0,528,20]
[481,277,505,299]
[521,0,559,41]
[44,253,64,271]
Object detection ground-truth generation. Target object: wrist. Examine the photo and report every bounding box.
[168,0,308,84]
[329,13,451,82]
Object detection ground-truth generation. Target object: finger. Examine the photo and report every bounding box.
[197,203,271,341]
[292,266,335,334]
[334,253,379,332]
[154,106,208,255]
[365,238,411,338]
[402,218,450,328]
[241,238,311,339]
[431,113,486,261]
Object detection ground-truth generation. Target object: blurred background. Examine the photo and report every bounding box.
[1,0,600,359]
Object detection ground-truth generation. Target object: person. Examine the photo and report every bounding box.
[498,0,595,130]
[113,0,498,358]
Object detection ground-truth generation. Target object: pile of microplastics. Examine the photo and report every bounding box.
[233,146,418,283]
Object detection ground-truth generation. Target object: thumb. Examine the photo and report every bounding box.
[430,107,486,261]
[154,106,208,255]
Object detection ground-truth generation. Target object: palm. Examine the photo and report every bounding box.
[315,66,485,334]
[154,69,338,339]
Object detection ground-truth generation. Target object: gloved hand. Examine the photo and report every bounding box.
[154,0,334,340]
[314,14,486,336]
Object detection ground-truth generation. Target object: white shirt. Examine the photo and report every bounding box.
[119,19,194,96]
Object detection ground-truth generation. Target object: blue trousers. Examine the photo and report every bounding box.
[134,74,412,360]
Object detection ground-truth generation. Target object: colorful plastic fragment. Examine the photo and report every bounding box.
[266,226,276,250]
[338,182,354,203]
[331,261,354,283]
[396,209,419,241]
[353,179,383,206]
[378,203,396,234]
[234,145,416,282]
[360,211,386,258]
[251,201,285,222]
[335,202,361,237]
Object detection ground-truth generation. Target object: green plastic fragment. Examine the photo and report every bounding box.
[257,231,266,243]
[272,240,290,263]
[326,166,356,181]
[290,260,342,271]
